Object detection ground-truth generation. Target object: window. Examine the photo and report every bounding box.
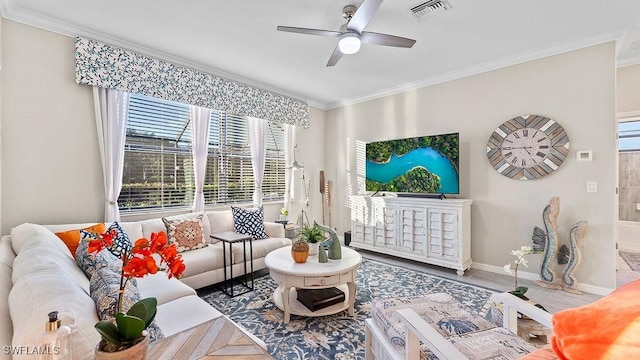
[119,94,194,211]
[619,120,640,151]
[119,94,286,212]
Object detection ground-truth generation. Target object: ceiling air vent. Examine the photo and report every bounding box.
[409,0,452,21]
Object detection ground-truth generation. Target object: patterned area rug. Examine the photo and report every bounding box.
[620,250,640,272]
[198,259,496,360]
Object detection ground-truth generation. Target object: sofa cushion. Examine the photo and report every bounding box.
[11,223,73,257]
[178,243,227,278]
[551,278,640,360]
[82,222,132,258]
[162,215,207,253]
[9,272,101,360]
[154,295,222,337]
[231,206,269,240]
[232,236,292,263]
[137,272,197,305]
[12,226,90,292]
[55,223,106,257]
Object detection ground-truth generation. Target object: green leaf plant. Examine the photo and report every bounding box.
[95,298,157,351]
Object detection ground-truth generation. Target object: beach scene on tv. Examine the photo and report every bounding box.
[365,133,459,194]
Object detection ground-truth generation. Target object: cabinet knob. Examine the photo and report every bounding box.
[320,279,326,284]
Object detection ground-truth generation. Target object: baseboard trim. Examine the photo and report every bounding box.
[619,242,640,252]
[471,262,613,296]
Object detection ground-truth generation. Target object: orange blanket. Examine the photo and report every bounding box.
[551,279,640,359]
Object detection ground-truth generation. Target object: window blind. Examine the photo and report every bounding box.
[120,93,286,212]
[119,94,194,211]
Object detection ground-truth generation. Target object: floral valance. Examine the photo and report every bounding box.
[75,37,310,128]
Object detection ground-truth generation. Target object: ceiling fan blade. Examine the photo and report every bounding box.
[361,32,416,48]
[326,46,344,67]
[347,0,383,33]
[277,26,342,38]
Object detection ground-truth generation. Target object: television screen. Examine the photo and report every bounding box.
[365,133,459,194]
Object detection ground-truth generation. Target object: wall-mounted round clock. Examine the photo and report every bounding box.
[486,114,570,180]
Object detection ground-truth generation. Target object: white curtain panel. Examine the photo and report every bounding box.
[284,124,296,213]
[92,87,130,222]
[248,117,267,206]
[190,105,212,212]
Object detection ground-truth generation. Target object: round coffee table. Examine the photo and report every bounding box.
[264,246,362,324]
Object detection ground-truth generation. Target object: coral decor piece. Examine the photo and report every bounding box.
[561,220,589,294]
[87,230,185,353]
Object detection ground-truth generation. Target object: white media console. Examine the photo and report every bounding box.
[350,195,472,276]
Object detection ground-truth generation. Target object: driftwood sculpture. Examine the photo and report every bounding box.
[562,220,589,294]
[534,196,562,289]
[532,196,588,293]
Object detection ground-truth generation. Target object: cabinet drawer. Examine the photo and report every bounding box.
[304,274,340,286]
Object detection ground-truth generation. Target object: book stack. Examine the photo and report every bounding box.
[296,287,345,312]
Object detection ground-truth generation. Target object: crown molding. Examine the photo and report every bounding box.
[0,1,630,112]
[0,2,322,109]
[326,30,626,110]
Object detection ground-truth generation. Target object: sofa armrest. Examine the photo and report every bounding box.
[264,222,285,238]
[492,292,553,333]
[396,308,468,360]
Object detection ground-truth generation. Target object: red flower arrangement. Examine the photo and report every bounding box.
[87,230,185,352]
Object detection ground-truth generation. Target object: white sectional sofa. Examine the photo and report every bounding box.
[0,209,292,359]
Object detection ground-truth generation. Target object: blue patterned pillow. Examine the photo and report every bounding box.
[75,238,123,279]
[231,206,269,240]
[81,222,132,258]
[89,266,163,342]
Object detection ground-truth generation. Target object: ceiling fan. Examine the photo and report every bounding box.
[277,0,416,67]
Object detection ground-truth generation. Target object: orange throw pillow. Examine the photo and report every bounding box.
[55,223,106,257]
[551,279,640,360]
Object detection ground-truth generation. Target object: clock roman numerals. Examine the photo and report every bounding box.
[540,145,549,149]
[536,151,546,158]
[523,129,528,137]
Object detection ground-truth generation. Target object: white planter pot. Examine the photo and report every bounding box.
[308,242,319,256]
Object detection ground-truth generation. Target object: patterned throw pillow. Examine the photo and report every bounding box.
[89,266,164,342]
[75,239,124,279]
[55,223,106,257]
[80,222,132,258]
[162,215,207,253]
[231,206,269,240]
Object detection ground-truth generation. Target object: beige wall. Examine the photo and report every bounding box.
[617,64,640,114]
[0,20,325,234]
[2,20,103,234]
[325,43,618,290]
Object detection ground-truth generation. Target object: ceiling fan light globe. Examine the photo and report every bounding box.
[338,33,361,54]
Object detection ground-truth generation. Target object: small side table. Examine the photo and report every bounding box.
[211,232,254,297]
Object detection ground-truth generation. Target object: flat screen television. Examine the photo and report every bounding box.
[365,133,459,195]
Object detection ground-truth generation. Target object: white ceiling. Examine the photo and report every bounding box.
[2,0,640,109]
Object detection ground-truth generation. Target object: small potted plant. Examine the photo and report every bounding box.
[297,223,325,256]
[279,208,288,221]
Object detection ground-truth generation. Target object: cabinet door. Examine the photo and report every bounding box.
[396,206,427,255]
[351,199,374,246]
[373,204,396,247]
[427,209,459,260]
